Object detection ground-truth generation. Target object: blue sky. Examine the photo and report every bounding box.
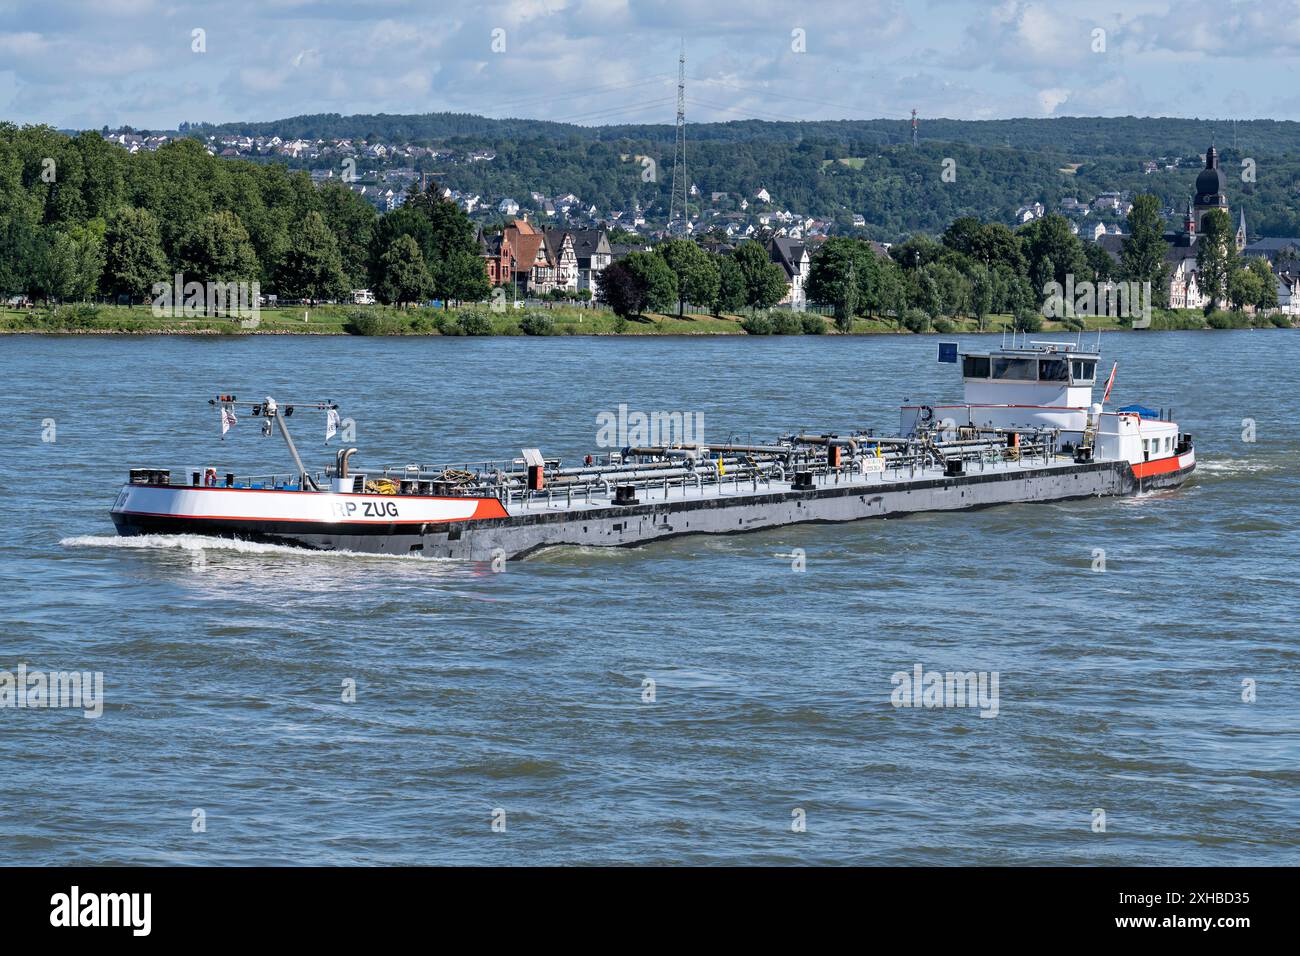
[2,0,1299,130]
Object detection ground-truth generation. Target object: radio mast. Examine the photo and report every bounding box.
[668,40,687,235]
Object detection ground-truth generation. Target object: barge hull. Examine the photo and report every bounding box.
[111,456,1194,560]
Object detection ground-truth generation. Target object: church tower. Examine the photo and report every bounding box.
[1235,208,1247,252]
[1192,144,1229,232]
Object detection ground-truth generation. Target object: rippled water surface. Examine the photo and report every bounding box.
[1,331,1296,864]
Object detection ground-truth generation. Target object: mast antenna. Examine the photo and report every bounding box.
[668,39,687,235]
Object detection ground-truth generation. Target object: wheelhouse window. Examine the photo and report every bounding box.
[991,357,1037,381]
[962,355,990,379]
[1038,358,1069,382]
[1070,359,1096,383]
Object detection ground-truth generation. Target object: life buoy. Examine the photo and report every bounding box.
[919,405,934,424]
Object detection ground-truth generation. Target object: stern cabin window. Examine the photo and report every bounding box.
[962,355,990,379]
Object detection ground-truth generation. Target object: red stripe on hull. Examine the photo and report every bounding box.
[1132,455,1185,479]
[471,499,509,519]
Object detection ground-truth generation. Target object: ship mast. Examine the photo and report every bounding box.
[210,395,338,491]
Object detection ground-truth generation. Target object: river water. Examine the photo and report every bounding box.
[1,330,1296,865]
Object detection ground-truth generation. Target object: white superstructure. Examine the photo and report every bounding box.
[902,339,1099,440]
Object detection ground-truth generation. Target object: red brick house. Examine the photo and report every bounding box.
[476,227,515,286]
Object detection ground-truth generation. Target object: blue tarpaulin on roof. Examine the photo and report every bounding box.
[1117,404,1159,419]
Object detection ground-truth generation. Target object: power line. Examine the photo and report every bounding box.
[549,98,673,126]
[693,76,914,122]
[485,73,674,114]
[685,96,812,125]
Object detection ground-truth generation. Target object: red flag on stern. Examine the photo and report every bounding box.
[1101,361,1118,404]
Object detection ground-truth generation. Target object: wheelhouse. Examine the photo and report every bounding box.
[960,349,1097,387]
[902,340,1101,439]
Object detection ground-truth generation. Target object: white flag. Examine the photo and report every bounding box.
[325,408,340,442]
[221,406,237,436]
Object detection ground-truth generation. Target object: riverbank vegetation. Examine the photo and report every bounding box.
[4,302,1290,335]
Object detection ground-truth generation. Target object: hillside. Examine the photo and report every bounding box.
[182,114,1300,239]
[194,113,1300,157]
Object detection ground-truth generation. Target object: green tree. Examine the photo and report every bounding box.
[942,218,1026,275]
[889,234,945,271]
[596,260,639,320]
[657,238,720,317]
[368,206,433,287]
[1247,257,1278,312]
[919,261,970,319]
[732,240,788,310]
[34,229,79,302]
[317,181,376,289]
[806,238,858,328]
[1226,265,1262,312]
[1120,195,1170,308]
[1018,214,1086,302]
[0,216,41,298]
[969,263,993,330]
[713,255,746,315]
[276,210,349,301]
[597,251,676,318]
[870,257,907,326]
[624,250,677,314]
[1083,242,1115,283]
[430,249,491,306]
[102,206,168,305]
[940,216,985,260]
[66,220,106,301]
[1196,208,1235,313]
[806,237,878,330]
[367,190,489,306]
[375,234,431,308]
[917,268,944,321]
[178,210,260,284]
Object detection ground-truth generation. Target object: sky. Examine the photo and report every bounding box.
[2,0,1300,131]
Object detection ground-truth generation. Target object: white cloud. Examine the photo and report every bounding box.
[0,0,1297,128]
[1035,87,1071,115]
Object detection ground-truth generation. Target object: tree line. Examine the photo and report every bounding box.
[201,112,1300,160]
[599,196,1279,330]
[0,123,487,308]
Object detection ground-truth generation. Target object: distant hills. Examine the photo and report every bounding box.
[183,114,1300,239]
[192,113,1300,157]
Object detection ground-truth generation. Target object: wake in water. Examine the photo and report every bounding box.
[59,533,454,563]
[1194,457,1278,476]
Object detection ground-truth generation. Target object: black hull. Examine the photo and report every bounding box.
[110,511,427,555]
